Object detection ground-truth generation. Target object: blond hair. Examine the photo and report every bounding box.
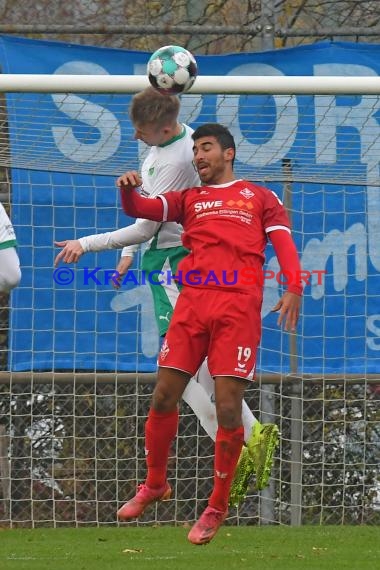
[130,87,180,129]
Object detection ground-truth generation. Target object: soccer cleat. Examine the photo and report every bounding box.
[248,422,280,491]
[229,446,256,507]
[187,506,228,545]
[229,423,280,506]
[117,482,171,520]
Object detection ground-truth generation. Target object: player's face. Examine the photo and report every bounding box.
[133,123,167,146]
[193,136,234,184]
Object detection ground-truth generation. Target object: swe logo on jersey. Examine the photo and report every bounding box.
[194,200,223,213]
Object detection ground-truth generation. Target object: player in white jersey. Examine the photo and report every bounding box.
[0,202,21,292]
[54,87,278,504]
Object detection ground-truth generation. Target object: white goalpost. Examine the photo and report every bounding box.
[0,75,379,528]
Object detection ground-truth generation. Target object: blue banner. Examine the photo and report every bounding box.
[1,35,379,374]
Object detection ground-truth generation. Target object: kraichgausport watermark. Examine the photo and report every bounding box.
[52,267,326,287]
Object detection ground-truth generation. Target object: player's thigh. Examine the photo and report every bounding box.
[208,292,262,381]
[158,287,209,376]
[152,366,191,411]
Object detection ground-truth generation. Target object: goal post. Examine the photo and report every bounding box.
[0,75,379,528]
[1,74,380,93]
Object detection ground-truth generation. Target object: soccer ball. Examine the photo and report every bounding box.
[147,45,198,95]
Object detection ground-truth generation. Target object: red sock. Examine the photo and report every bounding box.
[208,425,244,512]
[145,407,179,489]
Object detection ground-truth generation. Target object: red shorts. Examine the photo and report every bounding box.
[158,286,262,381]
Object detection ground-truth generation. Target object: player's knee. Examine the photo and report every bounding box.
[154,367,190,411]
[151,384,178,412]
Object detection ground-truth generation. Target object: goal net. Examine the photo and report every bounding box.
[0,75,379,527]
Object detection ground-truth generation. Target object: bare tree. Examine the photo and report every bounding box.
[0,1,379,53]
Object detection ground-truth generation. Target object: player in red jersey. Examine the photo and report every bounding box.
[117,123,302,545]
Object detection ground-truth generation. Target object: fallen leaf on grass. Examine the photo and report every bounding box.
[122,548,143,554]
[312,547,328,552]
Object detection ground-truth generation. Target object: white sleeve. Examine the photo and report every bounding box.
[121,244,138,258]
[0,247,21,292]
[78,217,161,253]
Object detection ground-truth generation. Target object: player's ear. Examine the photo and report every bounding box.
[224,147,235,162]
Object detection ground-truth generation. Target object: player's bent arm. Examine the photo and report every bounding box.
[117,166,189,257]
[120,185,163,220]
[120,185,184,222]
[116,170,142,188]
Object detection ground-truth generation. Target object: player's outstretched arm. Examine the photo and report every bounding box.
[54,239,84,266]
[54,171,158,268]
[53,221,162,266]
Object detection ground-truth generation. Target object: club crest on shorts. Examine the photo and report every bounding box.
[160,338,170,360]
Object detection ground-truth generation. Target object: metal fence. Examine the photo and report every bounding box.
[0,375,379,526]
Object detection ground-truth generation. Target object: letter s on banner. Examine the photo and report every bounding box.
[52,61,121,163]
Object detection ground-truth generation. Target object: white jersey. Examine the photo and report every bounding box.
[79,124,200,255]
[0,202,17,249]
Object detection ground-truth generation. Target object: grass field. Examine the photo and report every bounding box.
[0,525,378,570]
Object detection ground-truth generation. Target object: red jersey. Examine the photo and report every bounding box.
[156,179,291,295]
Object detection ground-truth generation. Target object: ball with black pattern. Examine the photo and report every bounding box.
[147,45,198,95]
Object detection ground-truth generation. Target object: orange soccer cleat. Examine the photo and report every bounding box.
[117,482,171,520]
[187,505,228,545]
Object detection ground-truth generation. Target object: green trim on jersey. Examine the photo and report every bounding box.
[148,231,159,251]
[0,239,17,250]
[141,245,188,337]
[158,124,186,148]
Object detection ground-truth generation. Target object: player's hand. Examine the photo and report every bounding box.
[116,170,142,189]
[111,255,133,289]
[54,240,84,266]
[271,291,301,332]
